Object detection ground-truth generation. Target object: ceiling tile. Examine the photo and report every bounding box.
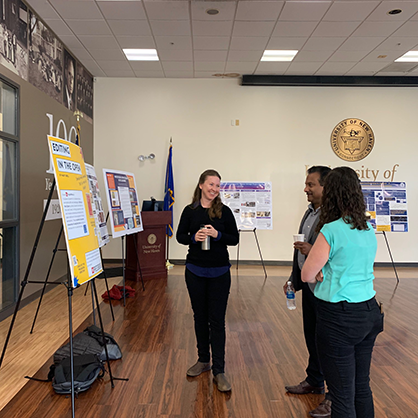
[232,21,276,37]
[59,35,86,50]
[193,36,230,50]
[163,71,194,78]
[392,21,418,37]
[279,1,331,22]
[130,61,163,71]
[44,19,73,36]
[293,50,333,62]
[352,21,403,37]
[312,21,361,37]
[162,61,193,71]
[338,36,385,51]
[66,19,112,35]
[78,35,120,49]
[327,50,369,62]
[49,1,102,19]
[266,37,307,50]
[81,60,107,77]
[26,0,61,19]
[361,50,405,62]
[194,50,228,61]
[192,20,233,37]
[70,48,93,61]
[158,49,193,61]
[97,1,147,20]
[376,37,418,51]
[272,21,318,37]
[235,1,284,22]
[303,37,346,51]
[89,49,127,61]
[230,37,269,51]
[105,69,136,77]
[315,62,356,75]
[108,20,152,36]
[323,1,380,22]
[154,36,192,50]
[225,61,258,72]
[255,61,291,74]
[366,2,418,21]
[116,36,156,49]
[95,60,131,70]
[134,70,164,78]
[195,61,225,71]
[194,72,219,78]
[228,50,263,62]
[348,61,393,72]
[285,61,323,74]
[150,20,191,36]
[191,2,237,21]
[144,1,190,20]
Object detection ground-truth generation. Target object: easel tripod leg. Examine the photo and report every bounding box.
[133,236,145,291]
[253,229,267,279]
[236,230,241,271]
[100,247,115,321]
[383,231,399,283]
[66,284,76,418]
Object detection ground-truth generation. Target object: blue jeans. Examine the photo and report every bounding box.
[316,297,384,418]
[185,268,231,376]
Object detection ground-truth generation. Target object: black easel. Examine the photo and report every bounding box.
[132,235,145,292]
[378,231,400,283]
[236,228,267,279]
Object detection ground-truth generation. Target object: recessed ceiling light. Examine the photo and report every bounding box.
[261,50,298,62]
[387,9,402,15]
[206,9,219,15]
[123,49,159,61]
[395,51,418,62]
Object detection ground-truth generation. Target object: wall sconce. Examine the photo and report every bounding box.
[138,153,155,162]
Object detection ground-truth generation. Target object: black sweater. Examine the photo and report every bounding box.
[176,204,239,267]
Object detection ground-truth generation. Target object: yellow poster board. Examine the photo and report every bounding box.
[48,135,103,287]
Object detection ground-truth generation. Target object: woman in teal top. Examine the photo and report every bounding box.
[302,167,384,418]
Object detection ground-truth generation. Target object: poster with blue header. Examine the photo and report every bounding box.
[361,182,408,232]
[220,182,273,230]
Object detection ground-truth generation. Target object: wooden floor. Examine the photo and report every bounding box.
[0,265,417,418]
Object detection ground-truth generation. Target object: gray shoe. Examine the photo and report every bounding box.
[213,373,232,392]
[186,361,210,377]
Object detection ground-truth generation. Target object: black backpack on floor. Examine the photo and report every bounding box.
[83,325,122,361]
[52,354,105,395]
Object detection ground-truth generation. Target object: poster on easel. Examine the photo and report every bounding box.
[103,169,143,238]
[220,181,273,230]
[85,163,109,247]
[361,181,408,232]
[47,136,103,287]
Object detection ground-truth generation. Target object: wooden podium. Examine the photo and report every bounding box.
[126,211,171,281]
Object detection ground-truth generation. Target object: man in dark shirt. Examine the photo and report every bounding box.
[284,166,331,418]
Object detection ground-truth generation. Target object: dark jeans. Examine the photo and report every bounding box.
[301,283,324,388]
[185,268,231,376]
[316,297,384,418]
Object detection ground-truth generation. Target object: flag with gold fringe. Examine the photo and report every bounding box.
[163,141,174,237]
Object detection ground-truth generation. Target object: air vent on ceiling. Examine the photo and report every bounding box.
[378,62,418,73]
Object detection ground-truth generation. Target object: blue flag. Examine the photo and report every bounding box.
[164,144,175,237]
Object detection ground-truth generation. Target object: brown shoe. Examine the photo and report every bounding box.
[213,373,232,392]
[186,361,210,377]
[309,399,332,418]
[285,379,325,395]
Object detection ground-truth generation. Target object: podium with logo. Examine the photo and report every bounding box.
[126,211,171,281]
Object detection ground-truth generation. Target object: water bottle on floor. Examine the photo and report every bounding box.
[286,281,296,310]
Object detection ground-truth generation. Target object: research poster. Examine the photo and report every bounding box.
[220,182,273,230]
[47,136,103,287]
[362,181,408,232]
[103,169,143,238]
[85,164,109,247]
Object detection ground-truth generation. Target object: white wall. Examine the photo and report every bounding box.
[94,78,417,263]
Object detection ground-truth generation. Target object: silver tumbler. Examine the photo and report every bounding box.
[200,224,210,250]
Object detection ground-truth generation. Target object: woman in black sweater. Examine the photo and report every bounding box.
[176,169,239,392]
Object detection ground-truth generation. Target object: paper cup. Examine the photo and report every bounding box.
[293,234,305,242]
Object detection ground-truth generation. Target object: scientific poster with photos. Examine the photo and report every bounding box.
[103,168,143,239]
[77,63,93,123]
[48,136,103,288]
[85,163,109,247]
[362,181,408,232]
[28,10,63,103]
[220,182,273,230]
[0,0,28,79]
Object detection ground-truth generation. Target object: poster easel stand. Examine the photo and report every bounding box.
[236,228,267,279]
[132,236,145,292]
[378,231,400,283]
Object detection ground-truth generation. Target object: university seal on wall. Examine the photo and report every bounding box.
[147,234,157,245]
[331,118,375,162]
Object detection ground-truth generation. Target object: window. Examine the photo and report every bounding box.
[0,77,19,313]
